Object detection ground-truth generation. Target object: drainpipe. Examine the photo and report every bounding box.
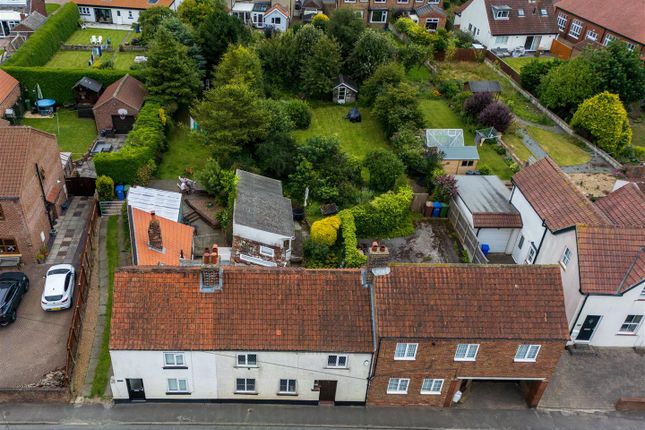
[35,163,54,230]
[533,224,548,262]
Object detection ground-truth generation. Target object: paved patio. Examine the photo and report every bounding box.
[47,196,93,265]
[540,348,645,411]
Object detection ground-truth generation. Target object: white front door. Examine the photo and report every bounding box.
[337,86,346,104]
[512,234,524,263]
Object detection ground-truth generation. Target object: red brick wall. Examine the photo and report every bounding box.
[0,200,36,262]
[231,235,288,266]
[337,1,445,28]
[0,84,20,116]
[367,338,564,407]
[93,99,139,132]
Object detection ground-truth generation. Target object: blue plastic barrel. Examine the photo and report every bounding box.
[115,185,125,201]
[432,201,442,218]
[481,244,490,256]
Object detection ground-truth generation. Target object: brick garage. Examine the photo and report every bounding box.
[0,127,67,263]
[0,69,20,117]
[92,74,146,133]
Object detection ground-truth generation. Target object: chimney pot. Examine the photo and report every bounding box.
[371,241,378,251]
[211,244,219,265]
[147,213,163,250]
[202,249,210,264]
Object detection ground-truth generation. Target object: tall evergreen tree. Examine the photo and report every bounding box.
[301,35,342,98]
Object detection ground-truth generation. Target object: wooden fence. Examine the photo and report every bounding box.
[484,50,521,83]
[447,199,488,264]
[64,200,99,381]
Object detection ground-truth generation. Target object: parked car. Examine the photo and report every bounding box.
[41,264,75,312]
[0,272,29,327]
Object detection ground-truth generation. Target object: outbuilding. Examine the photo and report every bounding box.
[464,80,502,96]
[0,69,20,117]
[332,75,358,104]
[73,76,103,118]
[264,4,289,32]
[425,129,480,174]
[92,74,146,134]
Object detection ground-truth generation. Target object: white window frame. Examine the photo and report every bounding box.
[79,7,91,15]
[454,344,479,361]
[640,286,645,298]
[420,378,444,395]
[603,34,617,46]
[569,19,582,39]
[271,16,281,25]
[235,378,256,393]
[619,315,643,334]
[517,8,525,17]
[397,0,409,3]
[163,352,186,367]
[374,0,386,3]
[327,354,348,368]
[525,245,537,264]
[626,42,636,52]
[539,8,548,17]
[354,10,364,18]
[128,11,134,19]
[259,245,274,257]
[560,248,572,269]
[495,36,509,45]
[514,344,541,362]
[369,10,388,24]
[237,353,258,367]
[167,378,189,393]
[494,10,510,20]
[585,29,598,41]
[279,379,297,394]
[394,343,418,360]
[557,13,567,31]
[425,18,439,33]
[344,0,356,2]
[428,0,440,3]
[387,378,410,394]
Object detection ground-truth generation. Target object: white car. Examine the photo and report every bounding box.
[41,264,75,311]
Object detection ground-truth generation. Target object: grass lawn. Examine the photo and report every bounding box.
[527,126,591,166]
[45,3,60,14]
[45,50,142,70]
[157,124,211,179]
[419,98,513,179]
[66,28,132,46]
[292,104,389,160]
[630,117,645,148]
[504,56,554,73]
[112,51,144,71]
[407,65,431,83]
[22,109,96,158]
[503,131,532,163]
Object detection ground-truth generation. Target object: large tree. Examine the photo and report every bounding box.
[586,41,645,104]
[293,24,324,77]
[145,27,201,111]
[327,8,365,57]
[159,16,206,74]
[363,149,405,193]
[348,29,398,83]
[197,10,250,69]
[360,62,405,106]
[178,0,224,29]
[372,82,425,136]
[138,6,176,42]
[191,83,269,163]
[214,44,263,91]
[301,35,342,98]
[256,30,299,89]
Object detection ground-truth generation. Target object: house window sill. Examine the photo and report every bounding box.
[234,365,259,369]
[324,366,349,370]
[393,357,416,361]
[162,366,188,370]
[386,391,408,395]
[513,359,537,363]
[234,391,258,395]
[616,333,637,336]
[277,392,298,396]
[166,392,191,395]
[454,358,476,362]
[420,391,441,395]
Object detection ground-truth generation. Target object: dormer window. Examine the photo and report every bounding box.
[492,6,511,20]
[517,8,525,17]
[540,8,548,16]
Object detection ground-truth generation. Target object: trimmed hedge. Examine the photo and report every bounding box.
[338,209,367,268]
[94,101,169,185]
[5,3,80,67]
[311,215,341,246]
[352,185,414,238]
[2,66,145,104]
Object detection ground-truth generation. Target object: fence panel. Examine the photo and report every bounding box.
[447,201,488,264]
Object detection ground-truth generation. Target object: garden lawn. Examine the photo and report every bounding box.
[504,56,553,73]
[65,29,132,46]
[419,98,513,179]
[292,104,389,160]
[45,50,141,70]
[503,131,532,163]
[157,123,211,179]
[22,109,96,159]
[527,126,591,166]
[631,117,645,148]
[113,51,145,70]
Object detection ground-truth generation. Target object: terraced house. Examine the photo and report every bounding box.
[337,0,446,30]
[72,0,185,26]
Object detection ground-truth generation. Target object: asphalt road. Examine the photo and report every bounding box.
[2,402,645,429]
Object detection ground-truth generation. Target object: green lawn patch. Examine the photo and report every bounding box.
[527,126,591,166]
[407,65,431,83]
[112,51,144,71]
[90,215,119,398]
[22,109,96,158]
[292,104,389,160]
[45,3,60,14]
[504,56,552,73]
[157,123,211,179]
[65,28,132,46]
[630,117,645,148]
[45,50,142,70]
[503,131,532,163]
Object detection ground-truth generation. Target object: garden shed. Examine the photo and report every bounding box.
[92,74,146,134]
[475,127,501,145]
[425,129,479,175]
[464,80,502,96]
[73,76,103,118]
[332,75,358,104]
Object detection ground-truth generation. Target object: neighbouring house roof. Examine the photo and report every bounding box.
[15,10,46,31]
[233,170,294,238]
[71,0,175,10]
[333,74,357,92]
[130,208,194,266]
[0,126,58,199]
[373,264,569,341]
[232,2,254,12]
[302,0,322,9]
[73,76,103,94]
[110,266,373,352]
[0,69,19,102]
[467,80,501,93]
[0,11,21,21]
[437,145,480,161]
[511,157,609,232]
[252,1,270,12]
[265,3,289,18]
[484,0,558,36]
[576,225,645,295]
[555,0,645,45]
[415,3,447,17]
[426,129,465,147]
[127,186,182,222]
[594,183,645,228]
[455,175,522,228]
[455,0,474,14]
[93,74,146,112]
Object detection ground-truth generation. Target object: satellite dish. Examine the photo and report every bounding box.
[117,108,128,119]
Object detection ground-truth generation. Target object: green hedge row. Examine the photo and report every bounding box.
[352,185,414,238]
[94,101,169,185]
[5,3,80,67]
[2,66,145,104]
[338,209,367,268]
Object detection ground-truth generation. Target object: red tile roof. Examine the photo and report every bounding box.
[72,0,175,10]
[0,127,58,198]
[512,157,609,231]
[94,74,146,112]
[110,266,373,352]
[473,212,523,228]
[485,0,559,36]
[265,4,290,18]
[374,264,569,341]
[576,225,645,294]
[0,70,19,103]
[594,183,645,227]
[131,208,194,266]
[555,0,645,45]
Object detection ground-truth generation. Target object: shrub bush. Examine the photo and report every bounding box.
[4,3,79,67]
[304,239,339,268]
[478,165,491,175]
[478,101,513,132]
[338,209,367,268]
[281,99,312,129]
[310,215,341,246]
[432,175,458,202]
[520,58,561,95]
[96,176,115,201]
[394,18,433,45]
[364,149,405,193]
[463,92,493,118]
[352,185,414,238]
[438,79,462,100]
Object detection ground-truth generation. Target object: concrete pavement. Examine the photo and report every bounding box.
[1,402,644,429]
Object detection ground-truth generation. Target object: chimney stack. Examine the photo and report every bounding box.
[200,243,222,292]
[365,241,391,284]
[148,211,163,251]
